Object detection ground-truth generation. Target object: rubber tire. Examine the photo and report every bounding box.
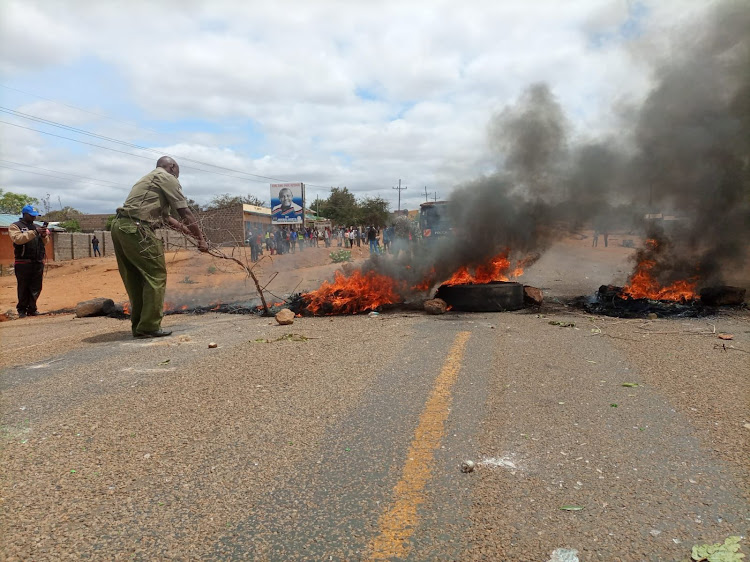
[434,282,524,312]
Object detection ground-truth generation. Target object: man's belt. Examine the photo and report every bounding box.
[115,213,156,230]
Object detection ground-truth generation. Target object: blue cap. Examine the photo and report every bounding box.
[21,204,40,217]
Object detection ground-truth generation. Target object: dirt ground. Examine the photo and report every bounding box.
[0,231,651,314]
[0,240,373,314]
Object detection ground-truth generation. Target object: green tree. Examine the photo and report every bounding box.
[59,219,82,232]
[204,193,265,210]
[318,187,358,226]
[105,215,117,231]
[358,196,390,227]
[0,189,39,214]
[44,206,82,221]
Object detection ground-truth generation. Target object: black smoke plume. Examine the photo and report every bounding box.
[365,0,749,295]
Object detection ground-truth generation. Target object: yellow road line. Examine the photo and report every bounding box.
[368,330,471,560]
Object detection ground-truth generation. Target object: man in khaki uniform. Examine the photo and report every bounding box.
[111,156,208,338]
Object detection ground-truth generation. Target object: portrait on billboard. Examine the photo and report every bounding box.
[270,183,304,224]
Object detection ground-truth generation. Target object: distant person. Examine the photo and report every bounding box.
[382,226,391,253]
[10,205,49,318]
[592,229,599,247]
[91,234,101,257]
[367,225,379,254]
[111,156,208,338]
[603,229,609,248]
[271,187,303,218]
[290,229,298,252]
[248,231,259,262]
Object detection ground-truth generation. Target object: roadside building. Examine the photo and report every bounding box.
[197,203,274,246]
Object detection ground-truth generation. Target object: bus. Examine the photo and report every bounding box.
[419,201,453,239]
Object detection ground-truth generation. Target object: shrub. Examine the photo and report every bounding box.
[329,250,351,263]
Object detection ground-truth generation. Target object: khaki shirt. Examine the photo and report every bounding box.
[117,168,188,224]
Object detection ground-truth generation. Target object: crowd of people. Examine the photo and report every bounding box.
[244,224,399,261]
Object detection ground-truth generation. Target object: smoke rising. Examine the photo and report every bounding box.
[370,0,749,295]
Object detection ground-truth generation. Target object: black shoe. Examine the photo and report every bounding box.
[135,329,173,338]
[17,311,27,318]
[27,310,41,316]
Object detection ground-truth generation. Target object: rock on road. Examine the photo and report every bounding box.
[1,306,748,560]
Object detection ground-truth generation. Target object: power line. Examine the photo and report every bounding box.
[0,83,164,137]
[0,158,128,187]
[0,119,298,185]
[0,163,130,191]
[0,102,333,189]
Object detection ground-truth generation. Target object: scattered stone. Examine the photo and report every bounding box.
[208,342,218,349]
[648,312,658,320]
[523,285,544,306]
[424,298,447,315]
[717,333,733,340]
[76,297,116,318]
[460,460,475,473]
[143,453,151,460]
[275,308,295,325]
[650,529,662,537]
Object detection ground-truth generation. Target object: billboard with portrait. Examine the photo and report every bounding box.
[270,182,305,225]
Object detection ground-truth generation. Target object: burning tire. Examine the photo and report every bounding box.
[434,281,524,312]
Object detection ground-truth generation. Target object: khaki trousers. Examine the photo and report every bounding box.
[111,217,167,335]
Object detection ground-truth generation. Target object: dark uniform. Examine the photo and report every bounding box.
[111,168,188,336]
[10,219,48,316]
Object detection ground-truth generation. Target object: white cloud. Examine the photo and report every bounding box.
[0,0,719,213]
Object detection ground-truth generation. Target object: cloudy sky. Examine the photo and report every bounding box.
[0,0,708,214]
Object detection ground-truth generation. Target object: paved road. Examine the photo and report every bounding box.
[1,307,748,560]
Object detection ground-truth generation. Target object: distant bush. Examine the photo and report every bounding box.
[59,219,81,232]
[329,250,351,263]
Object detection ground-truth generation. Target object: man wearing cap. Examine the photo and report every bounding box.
[111,156,209,338]
[9,205,49,318]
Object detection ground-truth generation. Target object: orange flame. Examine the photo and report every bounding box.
[412,268,436,292]
[443,252,523,286]
[123,302,130,315]
[303,270,402,315]
[623,260,698,301]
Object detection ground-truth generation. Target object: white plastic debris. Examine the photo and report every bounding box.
[368,311,380,317]
[460,460,475,473]
[480,456,517,470]
[548,548,579,562]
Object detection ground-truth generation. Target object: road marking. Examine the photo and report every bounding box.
[368,330,471,559]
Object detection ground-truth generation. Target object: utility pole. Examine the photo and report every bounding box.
[393,179,407,213]
[433,192,438,202]
[423,186,429,202]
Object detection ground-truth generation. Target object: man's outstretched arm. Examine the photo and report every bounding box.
[168,208,209,252]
